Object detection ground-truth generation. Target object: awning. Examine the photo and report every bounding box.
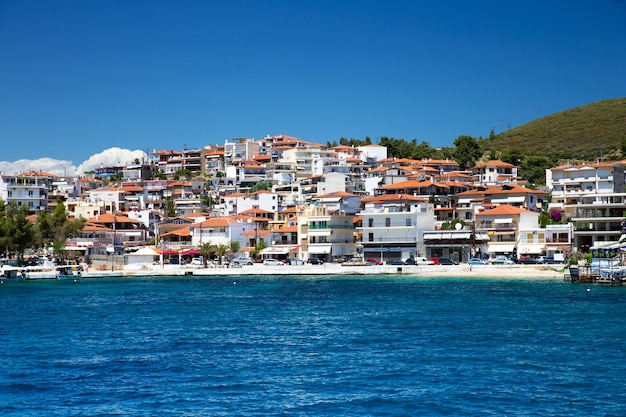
[260,246,293,255]
[487,244,516,253]
[308,245,332,254]
[517,244,545,255]
[424,232,473,241]
[424,233,442,240]
[455,232,472,239]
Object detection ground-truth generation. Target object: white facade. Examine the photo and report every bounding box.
[359,198,436,262]
[300,205,357,261]
[0,172,54,213]
[547,163,626,252]
[357,144,387,164]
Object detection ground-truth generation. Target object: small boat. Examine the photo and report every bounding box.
[57,264,83,280]
[23,265,58,280]
[19,257,58,280]
[1,265,23,281]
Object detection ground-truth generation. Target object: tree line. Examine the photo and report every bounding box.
[0,201,85,263]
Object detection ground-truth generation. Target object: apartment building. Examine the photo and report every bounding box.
[475,205,540,258]
[300,204,357,262]
[358,194,435,262]
[472,160,519,185]
[547,162,626,252]
[454,184,546,223]
[0,170,54,213]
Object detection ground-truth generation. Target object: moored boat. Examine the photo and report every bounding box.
[1,265,23,281]
[22,265,58,280]
[57,264,83,280]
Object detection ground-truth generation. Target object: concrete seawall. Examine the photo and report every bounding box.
[82,263,565,279]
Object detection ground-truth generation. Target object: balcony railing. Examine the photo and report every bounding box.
[308,224,354,230]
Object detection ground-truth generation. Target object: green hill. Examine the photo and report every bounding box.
[485,98,626,163]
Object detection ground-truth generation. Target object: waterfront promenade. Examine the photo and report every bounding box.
[83,263,566,279]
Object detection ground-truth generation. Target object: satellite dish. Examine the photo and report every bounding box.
[454,223,462,230]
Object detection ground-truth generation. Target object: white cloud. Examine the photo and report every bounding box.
[75,147,148,175]
[0,157,76,177]
[0,147,149,177]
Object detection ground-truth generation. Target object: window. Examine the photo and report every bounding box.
[406,218,412,227]
[368,218,374,227]
[368,233,374,242]
[385,218,391,227]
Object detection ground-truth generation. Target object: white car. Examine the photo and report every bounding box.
[232,257,253,266]
[415,257,435,265]
[492,256,514,265]
[190,257,204,267]
[263,258,285,266]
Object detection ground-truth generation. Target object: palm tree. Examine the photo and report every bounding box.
[229,240,241,256]
[199,241,213,267]
[215,243,230,266]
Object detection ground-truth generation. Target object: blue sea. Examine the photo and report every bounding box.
[1,275,625,416]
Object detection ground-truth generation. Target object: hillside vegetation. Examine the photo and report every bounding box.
[330,98,626,185]
[486,98,626,163]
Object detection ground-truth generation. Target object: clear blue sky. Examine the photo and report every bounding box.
[1,0,625,165]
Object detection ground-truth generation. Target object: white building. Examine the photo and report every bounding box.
[0,170,55,213]
[547,162,626,252]
[359,194,436,262]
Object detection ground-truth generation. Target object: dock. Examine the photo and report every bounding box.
[566,265,626,286]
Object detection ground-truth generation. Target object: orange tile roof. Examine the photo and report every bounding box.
[360,194,428,204]
[193,217,231,228]
[476,204,535,216]
[86,213,142,224]
[473,160,518,169]
[377,179,434,190]
[316,191,358,198]
[19,170,56,177]
[240,208,274,215]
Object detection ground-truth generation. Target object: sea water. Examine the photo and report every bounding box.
[1,275,625,416]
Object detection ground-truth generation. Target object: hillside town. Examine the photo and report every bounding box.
[1,134,623,270]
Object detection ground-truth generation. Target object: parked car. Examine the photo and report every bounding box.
[436,257,458,265]
[232,256,253,266]
[517,256,538,264]
[190,257,204,267]
[342,258,366,266]
[468,258,488,265]
[539,256,564,264]
[307,257,324,265]
[386,259,405,265]
[366,258,383,265]
[414,257,435,265]
[263,258,285,266]
[492,255,514,265]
